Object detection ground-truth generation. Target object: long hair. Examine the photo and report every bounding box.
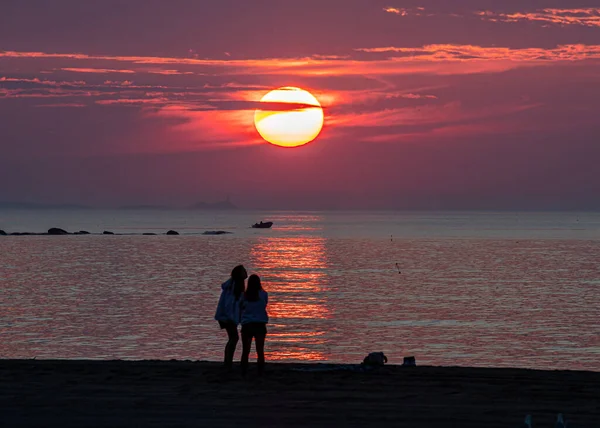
[231,265,246,300]
[245,274,262,302]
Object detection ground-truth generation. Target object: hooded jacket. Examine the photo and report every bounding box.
[214,278,242,325]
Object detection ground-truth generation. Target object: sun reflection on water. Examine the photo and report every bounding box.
[250,236,331,361]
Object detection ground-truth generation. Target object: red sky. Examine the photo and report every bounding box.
[1,0,600,209]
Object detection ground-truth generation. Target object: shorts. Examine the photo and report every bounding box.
[219,320,236,329]
[241,322,267,338]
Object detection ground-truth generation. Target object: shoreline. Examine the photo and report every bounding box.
[2,360,599,427]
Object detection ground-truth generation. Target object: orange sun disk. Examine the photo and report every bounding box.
[254,87,324,148]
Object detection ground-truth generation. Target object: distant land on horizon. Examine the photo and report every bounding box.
[0,201,91,210]
[187,199,237,210]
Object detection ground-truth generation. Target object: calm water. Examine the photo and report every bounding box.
[1,210,599,370]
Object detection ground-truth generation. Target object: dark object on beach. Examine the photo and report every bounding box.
[48,227,68,235]
[252,221,273,229]
[143,233,157,236]
[103,231,115,235]
[403,356,416,367]
[166,230,179,235]
[0,230,6,236]
[74,230,90,235]
[362,352,388,367]
[203,230,231,235]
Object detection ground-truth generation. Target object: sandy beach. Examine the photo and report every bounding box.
[1,360,599,427]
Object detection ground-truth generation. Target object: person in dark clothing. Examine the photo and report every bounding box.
[214,265,247,369]
[240,274,269,375]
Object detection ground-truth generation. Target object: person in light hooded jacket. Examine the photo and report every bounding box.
[214,265,247,369]
[240,274,269,375]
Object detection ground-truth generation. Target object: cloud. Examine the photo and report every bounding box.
[4,44,600,85]
[34,103,86,108]
[383,6,600,28]
[61,67,136,74]
[354,44,600,62]
[383,7,426,17]
[2,42,600,155]
[476,8,600,28]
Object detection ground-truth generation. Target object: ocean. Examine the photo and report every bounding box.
[1,210,599,370]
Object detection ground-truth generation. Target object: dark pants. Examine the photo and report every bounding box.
[219,321,239,369]
[241,323,267,375]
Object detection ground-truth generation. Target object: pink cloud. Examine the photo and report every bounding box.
[3,44,600,81]
[383,7,426,17]
[61,67,136,74]
[476,8,600,28]
[34,103,86,108]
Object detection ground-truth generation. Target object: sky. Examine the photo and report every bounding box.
[1,0,600,210]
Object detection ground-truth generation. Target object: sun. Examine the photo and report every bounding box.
[254,87,324,148]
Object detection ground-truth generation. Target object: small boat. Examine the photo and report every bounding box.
[252,221,273,229]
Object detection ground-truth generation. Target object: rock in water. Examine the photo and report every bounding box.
[74,231,90,235]
[166,230,179,235]
[0,230,6,236]
[103,231,115,235]
[48,228,68,235]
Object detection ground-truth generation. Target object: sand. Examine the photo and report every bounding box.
[1,360,599,427]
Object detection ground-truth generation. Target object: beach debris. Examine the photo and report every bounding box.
[48,227,68,235]
[395,263,401,274]
[402,356,416,367]
[555,413,566,428]
[166,230,180,235]
[522,414,532,428]
[362,352,388,367]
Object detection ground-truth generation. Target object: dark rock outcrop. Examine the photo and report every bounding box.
[103,231,115,235]
[166,230,179,235]
[0,230,6,236]
[48,228,68,235]
[202,230,232,235]
[74,231,90,235]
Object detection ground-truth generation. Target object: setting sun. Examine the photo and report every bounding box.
[254,87,324,148]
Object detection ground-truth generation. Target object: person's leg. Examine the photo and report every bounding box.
[224,323,239,369]
[255,324,267,375]
[241,325,253,375]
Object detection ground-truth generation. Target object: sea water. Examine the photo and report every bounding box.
[1,210,599,370]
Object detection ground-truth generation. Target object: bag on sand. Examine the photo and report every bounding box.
[362,352,388,366]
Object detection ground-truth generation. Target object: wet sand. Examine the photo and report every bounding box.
[1,360,599,427]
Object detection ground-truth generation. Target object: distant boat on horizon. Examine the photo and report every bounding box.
[251,221,273,229]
